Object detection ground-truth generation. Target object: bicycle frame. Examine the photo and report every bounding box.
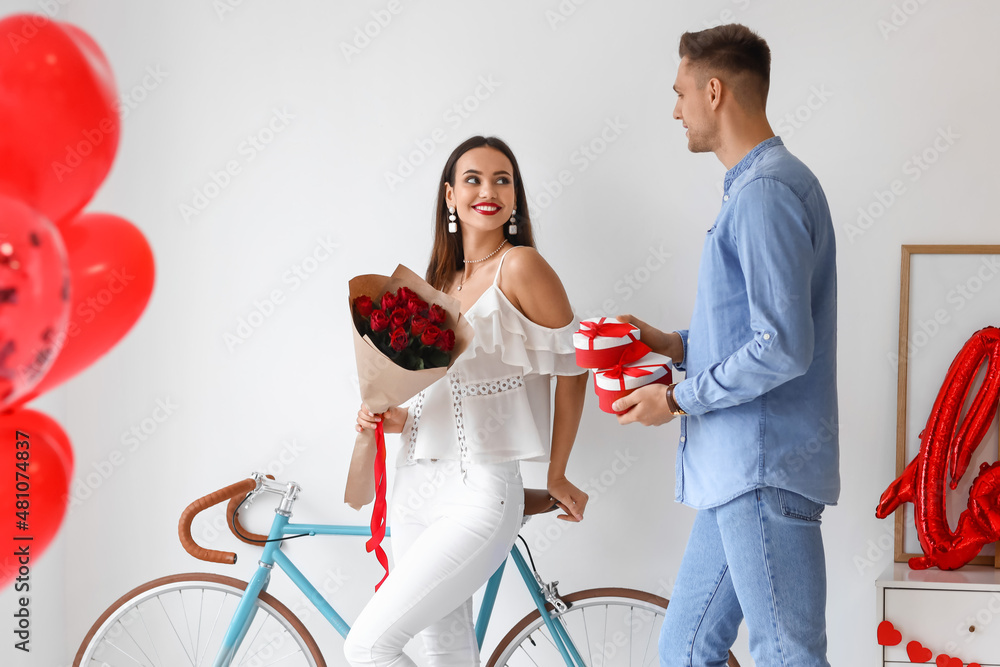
[212,510,587,667]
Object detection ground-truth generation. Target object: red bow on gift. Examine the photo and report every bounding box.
[577,320,650,364]
[577,318,639,347]
[602,363,656,391]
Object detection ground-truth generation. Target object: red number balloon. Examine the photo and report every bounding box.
[876,327,1000,570]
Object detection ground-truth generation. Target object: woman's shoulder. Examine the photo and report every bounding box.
[498,245,573,329]
[499,245,557,287]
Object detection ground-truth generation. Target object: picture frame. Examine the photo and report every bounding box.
[893,245,1000,567]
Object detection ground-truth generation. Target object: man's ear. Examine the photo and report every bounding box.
[707,77,723,110]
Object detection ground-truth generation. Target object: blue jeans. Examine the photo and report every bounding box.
[659,487,830,666]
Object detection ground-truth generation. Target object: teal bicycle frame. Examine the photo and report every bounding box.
[211,511,588,667]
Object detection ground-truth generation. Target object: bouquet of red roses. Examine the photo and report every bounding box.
[344,265,472,590]
[352,286,456,371]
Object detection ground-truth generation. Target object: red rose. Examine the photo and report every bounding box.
[397,286,418,302]
[354,295,375,318]
[410,315,429,337]
[390,326,409,351]
[405,297,427,316]
[380,291,398,312]
[428,304,446,325]
[421,325,441,346]
[370,309,389,332]
[390,307,409,328]
[436,328,456,352]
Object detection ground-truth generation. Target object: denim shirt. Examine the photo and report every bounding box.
[671,137,839,509]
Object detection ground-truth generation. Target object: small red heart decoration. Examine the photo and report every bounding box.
[877,620,902,646]
[934,653,961,667]
[970,663,982,667]
[907,641,932,663]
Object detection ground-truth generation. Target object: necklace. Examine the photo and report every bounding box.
[457,239,507,292]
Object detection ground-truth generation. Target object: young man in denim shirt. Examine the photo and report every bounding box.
[614,24,838,667]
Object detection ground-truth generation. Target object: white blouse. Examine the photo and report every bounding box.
[397,249,584,466]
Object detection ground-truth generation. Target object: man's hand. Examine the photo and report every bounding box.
[614,384,676,426]
[616,314,684,363]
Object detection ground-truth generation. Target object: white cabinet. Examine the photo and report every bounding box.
[877,563,1000,666]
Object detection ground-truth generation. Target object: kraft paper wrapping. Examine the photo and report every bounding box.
[343,264,473,510]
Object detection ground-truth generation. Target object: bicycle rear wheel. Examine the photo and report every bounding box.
[487,587,739,667]
[74,573,325,667]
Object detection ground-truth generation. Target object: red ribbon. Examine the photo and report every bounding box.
[602,364,655,391]
[365,420,389,590]
[577,318,639,349]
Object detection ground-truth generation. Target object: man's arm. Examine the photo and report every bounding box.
[673,177,816,416]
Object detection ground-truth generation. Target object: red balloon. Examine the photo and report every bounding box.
[13,212,154,405]
[0,195,70,408]
[876,327,1000,570]
[0,14,119,226]
[0,408,72,588]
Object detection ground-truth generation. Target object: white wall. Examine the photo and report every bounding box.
[2,0,998,665]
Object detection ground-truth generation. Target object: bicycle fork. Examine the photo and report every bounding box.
[213,565,272,667]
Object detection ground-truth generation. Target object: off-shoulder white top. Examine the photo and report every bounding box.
[397,248,584,466]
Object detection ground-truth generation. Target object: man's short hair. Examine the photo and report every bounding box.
[679,24,771,112]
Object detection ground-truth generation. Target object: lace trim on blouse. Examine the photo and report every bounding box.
[405,372,525,463]
[404,390,426,463]
[459,375,525,397]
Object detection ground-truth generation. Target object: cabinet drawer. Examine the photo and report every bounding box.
[883,588,1000,666]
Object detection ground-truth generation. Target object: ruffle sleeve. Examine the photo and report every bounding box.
[460,287,585,377]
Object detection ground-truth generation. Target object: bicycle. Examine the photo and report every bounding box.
[73,471,740,666]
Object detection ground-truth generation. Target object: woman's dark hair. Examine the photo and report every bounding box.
[425,136,535,291]
[679,23,771,111]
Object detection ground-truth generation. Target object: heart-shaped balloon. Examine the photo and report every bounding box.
[12,212,154,406]
[0,194,70,408]
[0,13,119,227]
[0,408,72,588]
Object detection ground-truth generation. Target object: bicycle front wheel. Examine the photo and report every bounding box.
[74,573,325,667]
[487,587,739,667]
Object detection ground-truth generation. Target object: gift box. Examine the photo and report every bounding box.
[594,353,673,415]
[574,317,649,369]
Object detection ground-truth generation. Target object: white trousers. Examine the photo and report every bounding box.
[344,459,524,667]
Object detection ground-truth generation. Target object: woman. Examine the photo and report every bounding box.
[344,136,589,667]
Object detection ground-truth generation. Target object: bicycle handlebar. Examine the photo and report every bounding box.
[178,477,257,564]
[227,487,270,545]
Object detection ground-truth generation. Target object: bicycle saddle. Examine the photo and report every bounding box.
[523,488,560,516]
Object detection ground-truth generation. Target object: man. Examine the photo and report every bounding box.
[613,24,839,666]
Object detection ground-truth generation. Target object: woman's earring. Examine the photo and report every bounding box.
[508,208,517,235]
[448,207,457,233]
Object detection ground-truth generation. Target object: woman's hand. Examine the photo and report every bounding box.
[547,476,589,522]
[616,314,684,362]
[355,403,407,434]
